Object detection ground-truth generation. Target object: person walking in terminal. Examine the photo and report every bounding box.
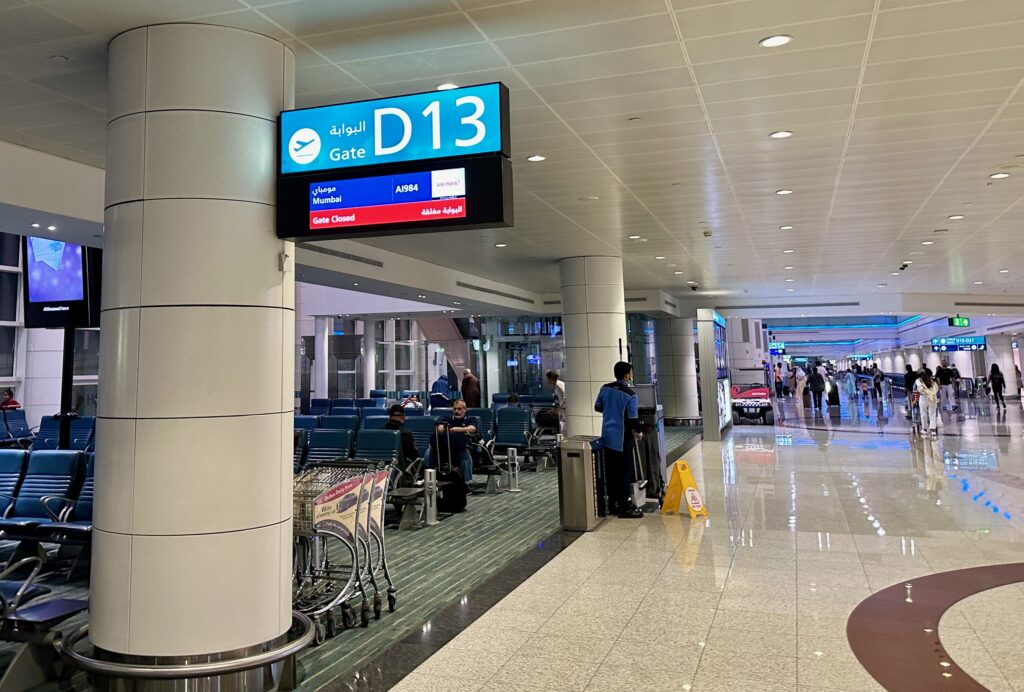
[989,363,1008,410]
[384,404,421,465]
[871,363,884,399]
[774,363,784,399]
[461,368,481,408]
[915,370,940,438]
[594,361,643,519]
[936,360,957,411]
[0,389,20,410]
[794,365,807,406]
[904,365,919,419]
[423,399,477,483]
[547,370,566,408]
[807,366,826,411]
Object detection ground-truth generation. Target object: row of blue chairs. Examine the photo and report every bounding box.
[294,428,404,472]
[309,398,388,416]
[0,449,93,550]
[0,411,95,452]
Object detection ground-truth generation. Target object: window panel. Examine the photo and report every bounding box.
[0,274,17,322]
[0,233,18,268]
[74,329,100,376]
[0,327,14,377]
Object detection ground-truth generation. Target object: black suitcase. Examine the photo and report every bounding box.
[827,386,840,407]
[432,425,467,513]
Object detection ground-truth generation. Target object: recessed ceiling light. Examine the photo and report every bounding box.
[769,131,793,139]
[47,225,56,231]
[974,281,984,285]
[453,301,461,305]
[436,82,459,90]
[417,294,427,299]
[674,271,684,275]
[685,280,697,285]
[902,260,913,264]
[782,249,795,253]
[352,282,359,286]
[877,283,887,288]
[759,34,792,48]
[990,172,1010,179]
[784,266,794,270]
[526,155,546,162]
[30,223,39,228]
[627,235,641,240]
[999,269,1009,273]
[578,195,600,201]
[655,256,666,260]
[891,272,900,276]
[775,189,794,195]
[779,225,794,230]
[948,214,964,220]
[785,278,795,282]
[921,241,934,245]
[495,243,507,248]
[786,288,795,292]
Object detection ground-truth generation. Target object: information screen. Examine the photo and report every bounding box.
[309,168,466,230]
[25,238,84,303]
[280,83,509,175]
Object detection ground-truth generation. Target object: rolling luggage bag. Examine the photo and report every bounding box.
[433,425,467,513]
[827,384,840,407]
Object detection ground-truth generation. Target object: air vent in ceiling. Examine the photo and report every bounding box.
[296,242,383,268]
[664,300,677,309]
[456,281,534,305]
[543,300,562,305]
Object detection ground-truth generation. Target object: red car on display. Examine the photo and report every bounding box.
[731,383,775,426]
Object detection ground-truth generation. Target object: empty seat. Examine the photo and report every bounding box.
[403,407,425,416]
[38,454,93,543]
[309,398,331,416]
[306,430,353,464]
[0,451,81,535]
[494,407,530,453]
[432,407,453,420]
[404,417,438,459]
[329,398,353,413]
[320,415,359,432]
[69,416,95,452]
[362,415,391,430]
[353,429,402,463]
[369,390,388,399]
[355,398,386,409]
[331,406,360,418]
[293,415,319,431]
[30,418,61,451]
[467,408,494,443]
[1,411,32,448]
[0,450,28,501]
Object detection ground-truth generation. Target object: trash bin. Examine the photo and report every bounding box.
[557,435,605,531]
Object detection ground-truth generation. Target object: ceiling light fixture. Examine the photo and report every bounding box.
[785,278,794,282]
[578,195,600,201]
[974,281,984,285]
[47,225,56,231]
[990,172,1010,179]
[902,260,913,264]
[769,131,793,139]
[948,214,964,220]
[495,243,507,248]
[877,283,887,288]
[436,83,459,91]
[999,269,1009,273]
[655,256,666,260]
[786,288,795,292]
[417,294,427,299]
[674,271,684,275]
[685,280,697,285]
[352,282,359,287]
[627,235,641,240]
[30,223,39,228]
[759,34,792,48]
[526,155,546,162]
[921,241,934,245]
[891,272,900,276]
[775,189,794,195]
[784,265,794,270]
[780,225,794,230]
[782,249,795,254]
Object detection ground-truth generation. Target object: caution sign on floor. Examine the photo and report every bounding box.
[661,460,707,518]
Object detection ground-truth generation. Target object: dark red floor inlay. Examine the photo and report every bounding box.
[847,563,1024,691]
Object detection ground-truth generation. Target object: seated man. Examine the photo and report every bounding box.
[383,404,420,465]
[423,399,477,483]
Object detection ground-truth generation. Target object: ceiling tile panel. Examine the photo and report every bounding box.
[516,44,684,88]
[467,0,668,40]
[302,12,481,63]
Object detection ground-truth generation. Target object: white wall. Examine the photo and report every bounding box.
[21,328,63,428]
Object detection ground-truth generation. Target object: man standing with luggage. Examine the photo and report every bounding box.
[594,362,643,519]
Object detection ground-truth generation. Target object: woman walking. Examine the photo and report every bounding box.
[989,363,1007,410]
[914,370,940,438]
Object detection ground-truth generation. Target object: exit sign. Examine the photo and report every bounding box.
[948,316,970,327]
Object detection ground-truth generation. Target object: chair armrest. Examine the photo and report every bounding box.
[0,556,42,615]
[0,493,14,518]
[40,496,76,522]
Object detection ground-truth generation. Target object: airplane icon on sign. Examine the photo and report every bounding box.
[288,127,321,165]
[293,139,315,152]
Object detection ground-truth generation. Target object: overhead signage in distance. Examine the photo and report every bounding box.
[279,83,510,175]
[769,341,785,354]
[930,335,986,352]
[948,316,970,327]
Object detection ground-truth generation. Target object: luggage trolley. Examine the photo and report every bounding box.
[293,463,375,644]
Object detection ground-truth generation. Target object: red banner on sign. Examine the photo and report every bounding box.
[309,199,467,230]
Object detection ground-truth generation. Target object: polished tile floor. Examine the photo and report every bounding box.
[392,396,1024,691]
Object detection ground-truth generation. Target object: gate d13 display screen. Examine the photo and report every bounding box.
[309,168,467,230]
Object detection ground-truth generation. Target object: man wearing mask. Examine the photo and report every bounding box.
[594,362,643,519]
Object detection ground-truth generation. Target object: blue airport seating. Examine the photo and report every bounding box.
[320,415,359,433]
[69,417,94,452]
[403,407,425,416]
[369,390,388,399]
[355,398,386,409]
[429,393,451,410]
[0,451,81,536]
[38,454,93,544]
[493,407,530,455]
[359,406,386,420]
[294,415,319,431]
[519,395,534,406]
[309,398,331,416]
[403,417,437,459]
[331,406,360,418]
[432,407,453,420]
[1,410,32,448]
[330,398,354,413]
[362,415,391,430]
[306,430,353,464]
[30,418,61,451]
[293,431,307,472]
[531,393,556,408]
[353,429,402,463]
[467,408,494,442]
[0,450,28,501]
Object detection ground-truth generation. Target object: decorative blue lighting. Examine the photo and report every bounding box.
[784,340,861,346]
[767,315,922,331]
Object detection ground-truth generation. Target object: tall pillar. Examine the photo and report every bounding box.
[559,257,627,437]
[96,24,294,660]
[655,318,698,419]
[987,334,1019,398]
[313,316,330,399]
[362,320,377,398]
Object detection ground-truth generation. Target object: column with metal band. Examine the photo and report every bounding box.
[558,257,628,437]
[95,24,295,662]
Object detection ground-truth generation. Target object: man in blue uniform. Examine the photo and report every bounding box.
[594,361,643,519]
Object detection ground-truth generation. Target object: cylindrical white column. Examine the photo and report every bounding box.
[362,320,377,398]
[655,318,698,418]
[559,257,627,437]
[96,25,294,657]
[987,334,1019,398]
[313,316,329,399]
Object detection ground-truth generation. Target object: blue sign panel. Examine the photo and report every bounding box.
[280,83,509,175]
[931,336,986,352]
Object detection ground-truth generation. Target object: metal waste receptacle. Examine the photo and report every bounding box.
[558,435,605,531]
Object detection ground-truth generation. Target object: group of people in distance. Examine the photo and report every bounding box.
[906,359,1012,437]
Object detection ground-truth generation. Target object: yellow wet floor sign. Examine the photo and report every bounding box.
[661,460,707,518]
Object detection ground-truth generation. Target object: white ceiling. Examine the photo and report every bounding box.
[2,0,1024,301]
